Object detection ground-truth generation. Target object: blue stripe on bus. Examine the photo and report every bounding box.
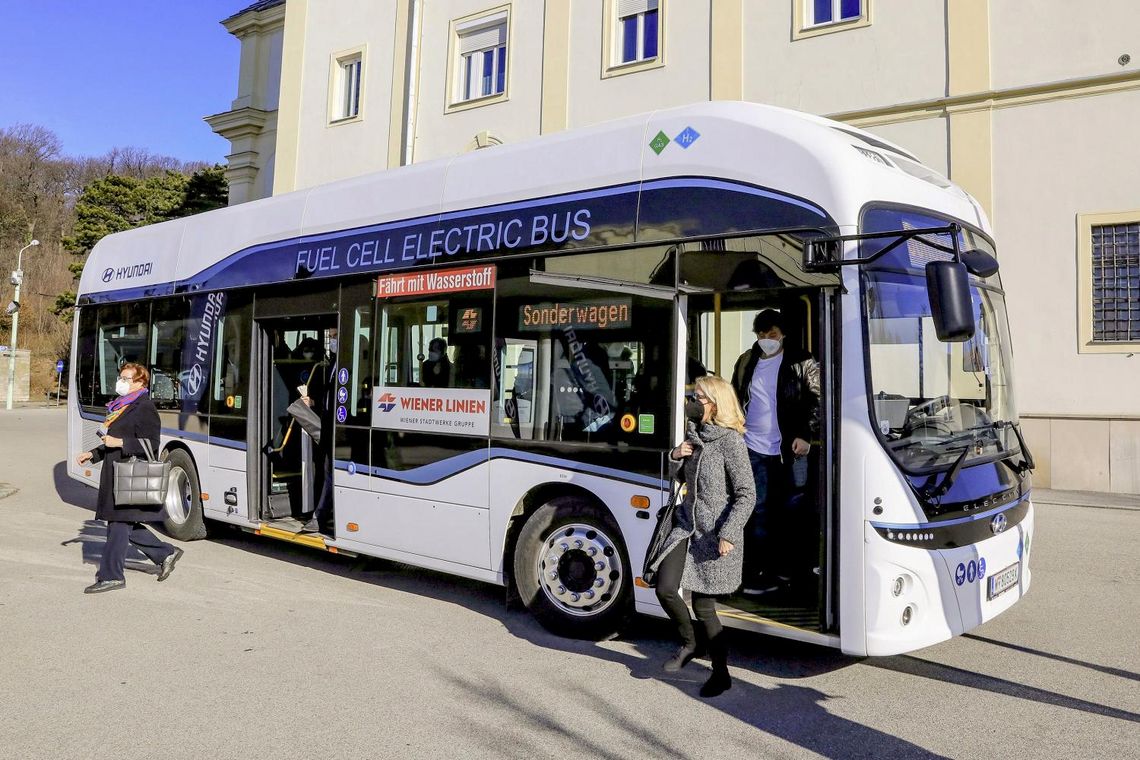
[334,446,668,489]
[77,408,246,450]
[77,177,833,304]
[870,492,1030,531]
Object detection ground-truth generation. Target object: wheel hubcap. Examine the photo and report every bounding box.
[164,466,191,524]
[536,523,623,617]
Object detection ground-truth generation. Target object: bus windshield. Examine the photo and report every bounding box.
[861,209,1020,475]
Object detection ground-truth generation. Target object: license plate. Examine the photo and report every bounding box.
[987,562,1020,600]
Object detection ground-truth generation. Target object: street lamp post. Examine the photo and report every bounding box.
[5,239,39,410]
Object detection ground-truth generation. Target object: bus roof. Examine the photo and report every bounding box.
[78,101,985,303]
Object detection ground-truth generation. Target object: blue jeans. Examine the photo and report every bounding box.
[745,449,786,582]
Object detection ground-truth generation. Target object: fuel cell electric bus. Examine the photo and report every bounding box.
[68,102,1034,656]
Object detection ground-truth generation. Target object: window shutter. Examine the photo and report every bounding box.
[459,23,506,55]
[617,0,657,19]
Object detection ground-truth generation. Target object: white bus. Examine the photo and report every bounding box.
[68,102,1033,656]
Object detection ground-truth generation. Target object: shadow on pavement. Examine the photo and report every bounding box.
[53,461,96,512]
[60,519,161,575]
[183,529,950,759]
[867,654,1140,724]
[963,632,1140,682]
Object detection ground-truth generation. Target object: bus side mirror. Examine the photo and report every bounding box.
[926,261,975,342]
[961,249,999,278]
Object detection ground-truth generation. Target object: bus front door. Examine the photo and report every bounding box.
[686,287,837,635]
[255,315,339,534]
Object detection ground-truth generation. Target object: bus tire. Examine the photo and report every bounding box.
[162,449,208,541]
[513,497,632,640]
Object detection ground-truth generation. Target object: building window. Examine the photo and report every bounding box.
[330,49,365,123]
[793,0,870,39]
[451,9,509,108]
[603,0,665,77]
[1091,222,1140,342]
[1078,211,1140,353]
[808,0,863,26]
[618,0,659,64]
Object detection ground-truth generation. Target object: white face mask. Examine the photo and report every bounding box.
[115,378,132,396]
[327,338,338,353]
[758,338,783,355]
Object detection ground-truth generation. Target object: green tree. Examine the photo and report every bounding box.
[63,171,190,257]
[177,165,229,217]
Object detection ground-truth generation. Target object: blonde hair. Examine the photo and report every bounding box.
[695,375,745,433]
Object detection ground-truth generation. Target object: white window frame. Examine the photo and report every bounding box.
[792,0,871,41]
[328,47,365,124]
[1077,210,1140,353]
[603,0,665,78]
[447,7,510,112]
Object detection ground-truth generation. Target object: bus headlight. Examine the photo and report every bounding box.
[892,576,905,597]
[901,604,915,626]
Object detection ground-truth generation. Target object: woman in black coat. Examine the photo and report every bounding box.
[76,363,183,593]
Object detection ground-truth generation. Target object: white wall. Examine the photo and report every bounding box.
[992,89,1140,418]
[742,0,947,115]
[565,1,711,128]
[991,0,1140,90]
[292,0,401,189]
[411,1,544,162]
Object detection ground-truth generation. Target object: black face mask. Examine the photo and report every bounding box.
[684,399,705,423]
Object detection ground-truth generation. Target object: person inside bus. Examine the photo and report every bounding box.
[421,337,451,388]
[731,309,820,595]
[298,328,338,536]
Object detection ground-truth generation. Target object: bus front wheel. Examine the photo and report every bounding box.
[514,498,632,640]
[162,449,207,541]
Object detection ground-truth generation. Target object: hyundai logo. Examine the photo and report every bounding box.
[990,513,1008,534]
[185,364,204,397]
[102,268,114,283]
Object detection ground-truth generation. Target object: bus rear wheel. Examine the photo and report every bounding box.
[162,449,207,541]
[514,498,632,640]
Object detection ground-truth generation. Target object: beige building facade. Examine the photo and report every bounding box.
[209,0,1140,493]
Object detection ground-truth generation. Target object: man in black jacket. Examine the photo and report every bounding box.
[731,310,820,594]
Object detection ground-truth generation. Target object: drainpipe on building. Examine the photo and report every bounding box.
[403,0,423,166]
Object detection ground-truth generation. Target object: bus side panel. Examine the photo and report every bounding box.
[336,486,491,569]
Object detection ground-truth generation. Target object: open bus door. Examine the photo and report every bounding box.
[249,289,340,539]
[678,236,841,642]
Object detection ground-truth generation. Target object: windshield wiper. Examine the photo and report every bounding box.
[993,420,1036,475]
[919,444,972,501]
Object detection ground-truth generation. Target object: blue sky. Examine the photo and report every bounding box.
[0,1,245,164]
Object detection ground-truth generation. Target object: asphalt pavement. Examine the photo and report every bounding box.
[0,407,1136,759]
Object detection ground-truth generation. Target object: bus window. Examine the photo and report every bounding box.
[85,303,149,407]
[378,298,491,390]
[149,298,188,410]
[492,276,672,447]
[348,303,373,420]
[210,310,249,417]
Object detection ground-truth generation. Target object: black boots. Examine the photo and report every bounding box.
[699,635,731,697]
[663,643,698,673]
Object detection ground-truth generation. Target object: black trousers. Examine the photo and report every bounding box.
[654,539,724,649]
[97,521,175,582]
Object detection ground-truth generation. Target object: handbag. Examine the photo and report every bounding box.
[286,397,323,444]
[112,439,171,507]
[640,481,683,588]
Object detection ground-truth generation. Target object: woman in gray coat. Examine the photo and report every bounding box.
[652,374,755,697]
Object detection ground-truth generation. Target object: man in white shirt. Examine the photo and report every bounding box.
[731,310,820,594]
